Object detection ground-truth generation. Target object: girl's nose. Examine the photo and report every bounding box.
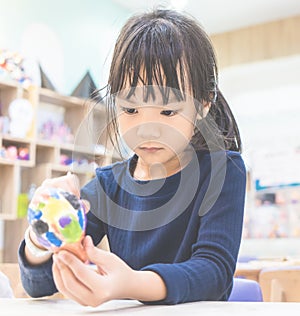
[136,122,161,139]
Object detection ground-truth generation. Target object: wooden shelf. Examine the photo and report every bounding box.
[0,159,15,166]
[0,80,111,220]
[0,158,33,167]
[0,79,19,90]
[0,134,33,143]
[0,79,112,262]
[59,142,96,154]
[0,134,35,167]
[0,164,19,219]
[39,88,88,108]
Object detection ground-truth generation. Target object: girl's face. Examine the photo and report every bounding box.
[115,86,198,170]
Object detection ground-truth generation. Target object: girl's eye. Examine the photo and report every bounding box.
[160,110,177,117]
[122,107,138,114]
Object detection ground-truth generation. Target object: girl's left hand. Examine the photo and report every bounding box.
[52,235,136,307]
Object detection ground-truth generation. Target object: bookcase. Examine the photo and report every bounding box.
[0,79,112,262]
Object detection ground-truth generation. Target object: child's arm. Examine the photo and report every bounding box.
[52,235,167,306]
[18,175,106,298]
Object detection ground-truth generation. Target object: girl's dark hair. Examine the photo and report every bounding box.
[102,9,241,154]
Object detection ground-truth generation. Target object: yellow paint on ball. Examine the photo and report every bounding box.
[42,197,74,223]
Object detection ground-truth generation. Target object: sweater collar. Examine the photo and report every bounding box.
[123,151,200,197]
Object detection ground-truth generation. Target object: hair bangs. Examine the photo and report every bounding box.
[113,19,189,105]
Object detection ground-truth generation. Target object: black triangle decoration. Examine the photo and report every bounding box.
[71,71,97,99]
[39,64,56,91]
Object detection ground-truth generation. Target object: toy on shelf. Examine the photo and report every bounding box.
[38,120,74,143]
[27,188,88,261]
[60,154,90,167]
[0,49,34,87]
[8,98,34,138]
[0,145,30,161]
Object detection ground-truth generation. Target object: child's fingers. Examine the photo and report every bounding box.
[52,259,89,306]
[81,199,90,213]
[41,173,80,197]
[65,172,80,197]
[84,236,112,267]
[29,172,81,207]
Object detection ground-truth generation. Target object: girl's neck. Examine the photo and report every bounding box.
[133,150,193,181]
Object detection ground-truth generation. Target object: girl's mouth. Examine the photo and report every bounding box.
[139,147,163,153]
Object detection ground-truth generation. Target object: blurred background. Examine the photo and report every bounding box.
[0,0,300,263]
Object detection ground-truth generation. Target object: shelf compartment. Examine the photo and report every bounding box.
[0,136,35,166]
[0,80,21,116]
[35,141,59,164]
[0,163,19,219]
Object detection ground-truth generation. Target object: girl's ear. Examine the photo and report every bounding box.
[196,102,211,120]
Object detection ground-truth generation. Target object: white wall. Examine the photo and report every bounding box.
[219,55,300,256]
[219,55,300,171]
[0,0,130,94]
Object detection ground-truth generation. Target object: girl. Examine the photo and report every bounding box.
[19,9,246,306]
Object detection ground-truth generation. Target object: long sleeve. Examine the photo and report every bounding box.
[18,240,56,297]
[140,153,246,304]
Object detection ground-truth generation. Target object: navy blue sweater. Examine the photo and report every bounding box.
[18,150,246,304]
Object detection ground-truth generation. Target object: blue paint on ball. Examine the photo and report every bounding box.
[46,232,62,247]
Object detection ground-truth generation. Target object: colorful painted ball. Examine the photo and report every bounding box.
[27,189,87,250]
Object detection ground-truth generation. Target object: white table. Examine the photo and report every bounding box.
[1,299,300,315]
